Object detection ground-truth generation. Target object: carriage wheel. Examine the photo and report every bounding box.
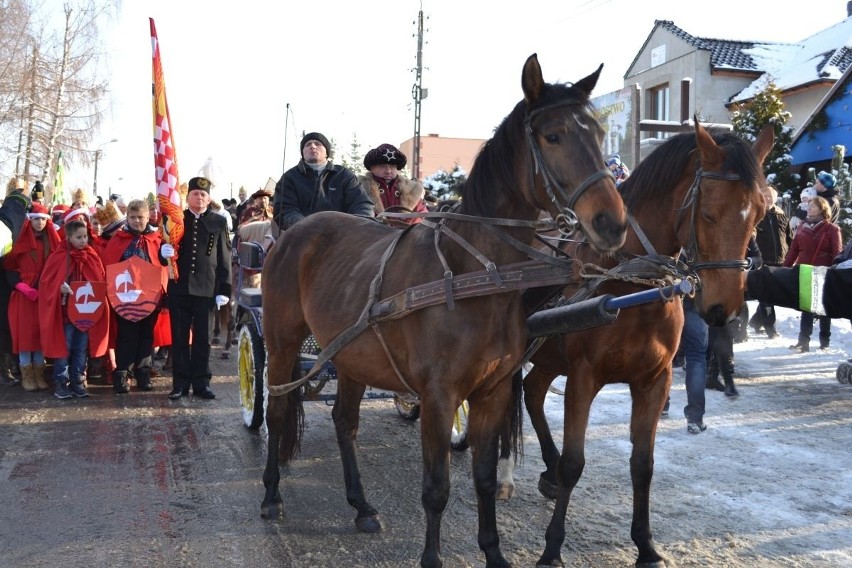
[394,393,421,421]
[837,362,852,385]
[451,400,470,451]
[238,321,266,429]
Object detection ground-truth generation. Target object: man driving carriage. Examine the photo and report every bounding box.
[272,132,374,231]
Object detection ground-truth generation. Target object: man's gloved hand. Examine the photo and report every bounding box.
[215,295,229,309]
[160,243,175,258]
[14,282,38,301]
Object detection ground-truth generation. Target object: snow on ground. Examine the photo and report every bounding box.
[533,301,852,567]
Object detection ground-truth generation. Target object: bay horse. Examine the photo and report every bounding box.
[523,122,774,567]
[260,54,628,568]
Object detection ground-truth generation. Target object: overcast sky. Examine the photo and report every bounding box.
[68,0,848,200]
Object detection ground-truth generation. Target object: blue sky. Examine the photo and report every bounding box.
[68,0,848,201]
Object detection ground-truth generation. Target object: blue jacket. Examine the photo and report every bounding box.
[273,161,374,230]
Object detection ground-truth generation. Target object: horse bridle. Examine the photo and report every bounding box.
[677,169,750,273]
[524,101,612,237]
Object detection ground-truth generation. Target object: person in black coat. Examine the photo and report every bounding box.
[272,132,374,230]
[166,176,232,400]
[750,185,793,338]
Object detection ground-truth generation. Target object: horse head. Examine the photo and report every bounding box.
[520,54,627,253]
[680,120,774,325]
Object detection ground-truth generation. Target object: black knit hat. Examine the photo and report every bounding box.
[31,181,44,201]
[188,176,212,193]
[363,143,407,171]
[300,132,332,158]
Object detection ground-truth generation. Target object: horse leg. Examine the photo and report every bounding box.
[537,375,599,567]
[416,395,459,568]
[331,375,381,533]
[261,321,307,520]
[627,373,669,567]
[496,430,514,501]
[523,365,561,499]
[467,385,514,568]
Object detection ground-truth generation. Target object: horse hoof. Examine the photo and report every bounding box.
[355,515,382,533]
[636,560,666,568]
[260,501,284,520]
[538,473,558,500]
[536,556,564,567]
[496,482,515,501]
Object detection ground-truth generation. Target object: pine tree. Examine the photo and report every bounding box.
[422,165,468,200]
[730,82,798,204]
[830,145,852,242]
[339,134,365,176]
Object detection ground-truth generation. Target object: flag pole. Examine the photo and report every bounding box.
[151,18,183,280]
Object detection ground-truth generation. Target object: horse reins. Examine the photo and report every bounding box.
[677,169,750,274]
[524,101,613,236]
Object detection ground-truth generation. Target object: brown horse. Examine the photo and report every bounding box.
[260,54,628,568]
[522,122,774,567]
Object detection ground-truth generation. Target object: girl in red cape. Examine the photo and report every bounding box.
[39,219,109,399]
[4,203,60,391]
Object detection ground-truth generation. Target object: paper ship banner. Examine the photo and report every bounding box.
[68,281,107,331]
[106,256,164,322]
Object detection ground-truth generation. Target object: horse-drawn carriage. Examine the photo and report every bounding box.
[233,55,773,568]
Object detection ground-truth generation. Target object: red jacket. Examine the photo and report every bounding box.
[39,241,109,358]
[100,227,168,292]
[4,221,61,353]
[784,220,842,268]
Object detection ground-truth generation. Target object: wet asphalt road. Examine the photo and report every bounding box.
[0,345,493,568]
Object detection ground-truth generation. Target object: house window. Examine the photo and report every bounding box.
[648,83,670,139]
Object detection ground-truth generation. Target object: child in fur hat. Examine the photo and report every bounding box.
[359,143,427,225]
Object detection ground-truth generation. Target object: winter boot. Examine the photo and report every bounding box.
[113,370,129,394]
[0,352,19,386]
[20,364,37,392]
[69,376,89,398]
[721,356,738,397]
[33,363,48,390]
[705,358,725,391]
[9,353,22,382]
[135,368,153,392]
[819,335,830,351]
[789,335,810,353]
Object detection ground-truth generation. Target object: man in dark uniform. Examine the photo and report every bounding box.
[167,176,231,399]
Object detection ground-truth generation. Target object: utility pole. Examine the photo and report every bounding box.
[411,4,427,180]
[282,102,290,172]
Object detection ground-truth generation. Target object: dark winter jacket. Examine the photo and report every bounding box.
[755,206,792,266]
[273,161,375,230]
[815,186,841,223]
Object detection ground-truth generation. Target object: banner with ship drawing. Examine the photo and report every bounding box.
[106,257,164,322]
[68,281,107,331]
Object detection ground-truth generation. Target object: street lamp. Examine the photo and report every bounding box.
[93,138,118,198]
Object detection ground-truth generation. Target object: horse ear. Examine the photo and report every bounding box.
[573,64,604,97]
[522,53,544,103]
[752,123,775,166]
[693,115,724,165]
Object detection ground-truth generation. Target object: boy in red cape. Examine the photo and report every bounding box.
[39,219,109,399]
[5,203,61,391]
[100,199,169,393]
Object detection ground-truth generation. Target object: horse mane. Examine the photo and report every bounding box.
[459,82,596,217]
[619,128,762,210]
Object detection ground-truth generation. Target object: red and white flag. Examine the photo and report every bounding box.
[151,18,184,278]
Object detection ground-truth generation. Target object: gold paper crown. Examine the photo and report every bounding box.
[70,187,89,206]
[93,200,123,227]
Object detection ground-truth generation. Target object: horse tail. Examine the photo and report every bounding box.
[277,363,306,463]
[508,368,524,465]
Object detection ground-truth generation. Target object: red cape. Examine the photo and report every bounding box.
[4,221,61,353]
[39,241,109,358]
